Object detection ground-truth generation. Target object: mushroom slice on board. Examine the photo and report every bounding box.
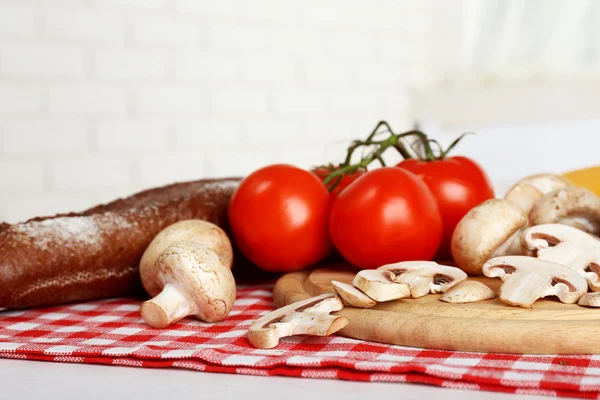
[331,280,377,308]
[352,270,410,302]
[451,199,528,275]
[529,186,600,235]
[377,261,467,298]
[248,293,348,349]
[504,173,572,214]
[482,256,588,308]
[140,241,236,328]
[522,224,600,290]
[440,280,497,303]
[578,293,600,307]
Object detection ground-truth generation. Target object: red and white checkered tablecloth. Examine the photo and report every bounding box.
[1,284,599,399]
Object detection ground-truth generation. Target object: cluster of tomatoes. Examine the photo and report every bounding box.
[228,130,495,272]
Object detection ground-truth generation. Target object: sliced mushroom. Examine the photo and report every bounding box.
[331,280,376,308]
[522,224,600,290]
[248,293,348,349]
[482,255,588,308]
[377,261,467,298]
[440,280,496,303]
[578,293,600,307]
[140,241,236,328]
[529,187,600,235]
[451,199,528,275]
[505,173,572,214]
[352,270,410,302]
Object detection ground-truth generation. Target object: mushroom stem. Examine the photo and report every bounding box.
[491,228,524,258]
[537,242,592,271]
[498,271,550,309]
[393,270,432,298]
[140,283,193,328]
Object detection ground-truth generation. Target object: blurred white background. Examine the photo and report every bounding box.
[1,0,599,223]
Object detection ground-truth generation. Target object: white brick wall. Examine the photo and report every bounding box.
[0,0,433,223]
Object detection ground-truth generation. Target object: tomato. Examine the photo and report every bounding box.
[228,164,333,272]
[329,167,443,269]
[397,156,495,260]
[312,167,366,199]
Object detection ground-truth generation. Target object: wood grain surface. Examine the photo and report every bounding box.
[273,263,600,354]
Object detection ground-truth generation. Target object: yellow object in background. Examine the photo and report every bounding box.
[564,166,600,196]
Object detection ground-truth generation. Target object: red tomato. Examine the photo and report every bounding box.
[312,167,366,199]
[397,156,495,260]
[329,167,443,269]
[228,164,333,272]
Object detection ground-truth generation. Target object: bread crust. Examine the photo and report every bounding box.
[0,178,240,309]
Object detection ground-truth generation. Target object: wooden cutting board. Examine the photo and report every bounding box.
[273,263,600,354]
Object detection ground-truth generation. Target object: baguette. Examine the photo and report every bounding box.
[0,178,240,309]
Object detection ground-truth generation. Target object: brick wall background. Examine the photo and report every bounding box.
[0,0,433,223]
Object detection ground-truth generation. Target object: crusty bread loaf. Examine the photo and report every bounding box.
[0,178,240,309]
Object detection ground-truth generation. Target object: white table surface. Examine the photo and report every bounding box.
[0,358,553,400]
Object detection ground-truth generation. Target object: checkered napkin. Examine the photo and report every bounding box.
[1,285,599,399]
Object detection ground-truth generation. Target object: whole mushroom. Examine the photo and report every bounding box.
[140,220,233,297]
[451,199,528,275]
[528,187,600,235]
[504,173,572,214]
[140,241,236,328]
[139,220,236,328]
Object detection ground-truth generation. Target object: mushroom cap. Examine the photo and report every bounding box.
[440,280,496,303]
[578,293,600,307]
[451,199,528,275]
[510,173,572,194]
[377,261,467,294]
[529,187,600,235]
[140,220,233,297]
[505,174,572,213]
[154,241,236,323]
[504,184,543,214]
